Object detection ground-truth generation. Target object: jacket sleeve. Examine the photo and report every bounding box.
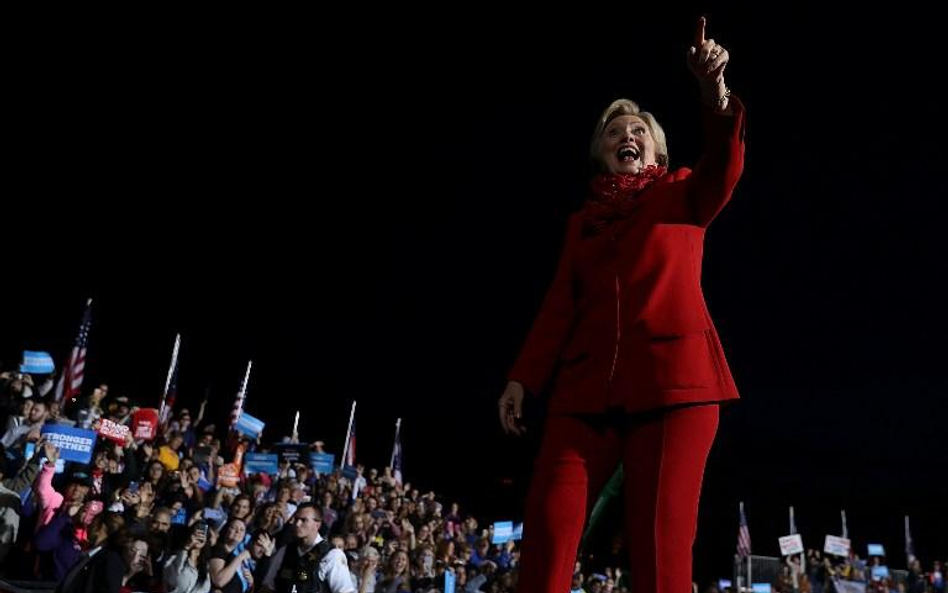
[686,95,747,227]
[34,511,70,551]
[34,463,64,514]
[3,453,42,494]
[507,214,580,396]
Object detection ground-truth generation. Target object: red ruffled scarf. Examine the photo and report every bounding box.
[582,165,668,234]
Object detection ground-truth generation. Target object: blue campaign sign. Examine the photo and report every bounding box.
[341,465,358,480]
[21,351,55,374]
[24,443,65,473]
[872,566,890,580]
[244,453,279,475]
[511,522,524,541]
[235,412,265,439]
[40,425,97,464]
[444,570,456,593]
[719,580,733,590]
[867,544,886,556]
[310,452,335,474]
[274,444,310,467]
[752,584,773,593]
[492,521,514,544]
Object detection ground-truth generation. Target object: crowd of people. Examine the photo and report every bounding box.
[724,551,944,593]
[0,367,538,593]
[1,366,944,593]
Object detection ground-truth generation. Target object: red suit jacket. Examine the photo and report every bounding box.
[509,99,746,415]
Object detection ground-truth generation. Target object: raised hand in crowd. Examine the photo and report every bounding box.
[41,439,59,466]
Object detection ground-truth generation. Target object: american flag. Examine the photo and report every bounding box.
[158,334,181,428]
[390,418,403,484]
[737,501,752,559]
[345,416,357,467]
[904,515,915,565]
[54,299,93,404]
[789,506,797,536]
[230,361,253,432]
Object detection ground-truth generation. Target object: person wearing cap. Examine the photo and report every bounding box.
[34,496,105,580]
[34,444,93,529]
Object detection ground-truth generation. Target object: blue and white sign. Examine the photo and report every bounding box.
[24,442,65,473]
[752,584,772,593]
[244,453,279,475]
[492,521,513,544]
[444,570,456,593]
[871,566,890,580]
[779,534,805,556]
[824,535,852,557]
[310,452,335,474]
[20,351,55,374]
[341,465,358,480]
[274,444,309,467]
[867,544,886,557]
[40,425,97,464]
[235,412,265,439]
[511,522,524,541]
[719,580,733,590]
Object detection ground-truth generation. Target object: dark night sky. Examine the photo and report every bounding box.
[3,4,946,582]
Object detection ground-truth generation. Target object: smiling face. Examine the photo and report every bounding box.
[590,99,668,174]
[599,115,658,175]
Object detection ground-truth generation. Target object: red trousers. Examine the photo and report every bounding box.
[517,404,719,593]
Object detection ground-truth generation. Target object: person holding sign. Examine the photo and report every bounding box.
[498,17,745,593]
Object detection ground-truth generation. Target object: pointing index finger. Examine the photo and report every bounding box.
[695,16,706,47]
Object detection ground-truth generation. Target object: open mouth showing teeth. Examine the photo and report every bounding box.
[618,146,640,162]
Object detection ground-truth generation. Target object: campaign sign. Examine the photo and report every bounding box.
[97,418,130,444]
[310,452,335,474]
[244,453,279,475]
[24,442,65,473]
[492,521,514,544]
[867,544,885,557]
[824,535,852,557]
[779,534,805,556]
[235,412,265,439]
[40,425,97,464]
[131,409,159,441]
[217,463,240,488]
[444,570,456,593]
[274,444,310,466]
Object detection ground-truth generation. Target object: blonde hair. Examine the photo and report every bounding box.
[589,99,669,171]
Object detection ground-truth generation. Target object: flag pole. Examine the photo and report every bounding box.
[341,400,356,467]
[158,333,181,421]
[390,417,401,467]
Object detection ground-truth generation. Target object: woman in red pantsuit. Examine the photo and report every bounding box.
[498,18,745,593]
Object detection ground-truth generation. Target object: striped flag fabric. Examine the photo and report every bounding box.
[345,416,357,467]
[390,418,403,484]
[904,515,915,565]
[158,334,181,428]
[230,361,253,432]
[54,299,93,404]
[737,501,752,559]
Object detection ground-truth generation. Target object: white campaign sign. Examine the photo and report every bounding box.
[779,534,804,556]
[824,535,851,557]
